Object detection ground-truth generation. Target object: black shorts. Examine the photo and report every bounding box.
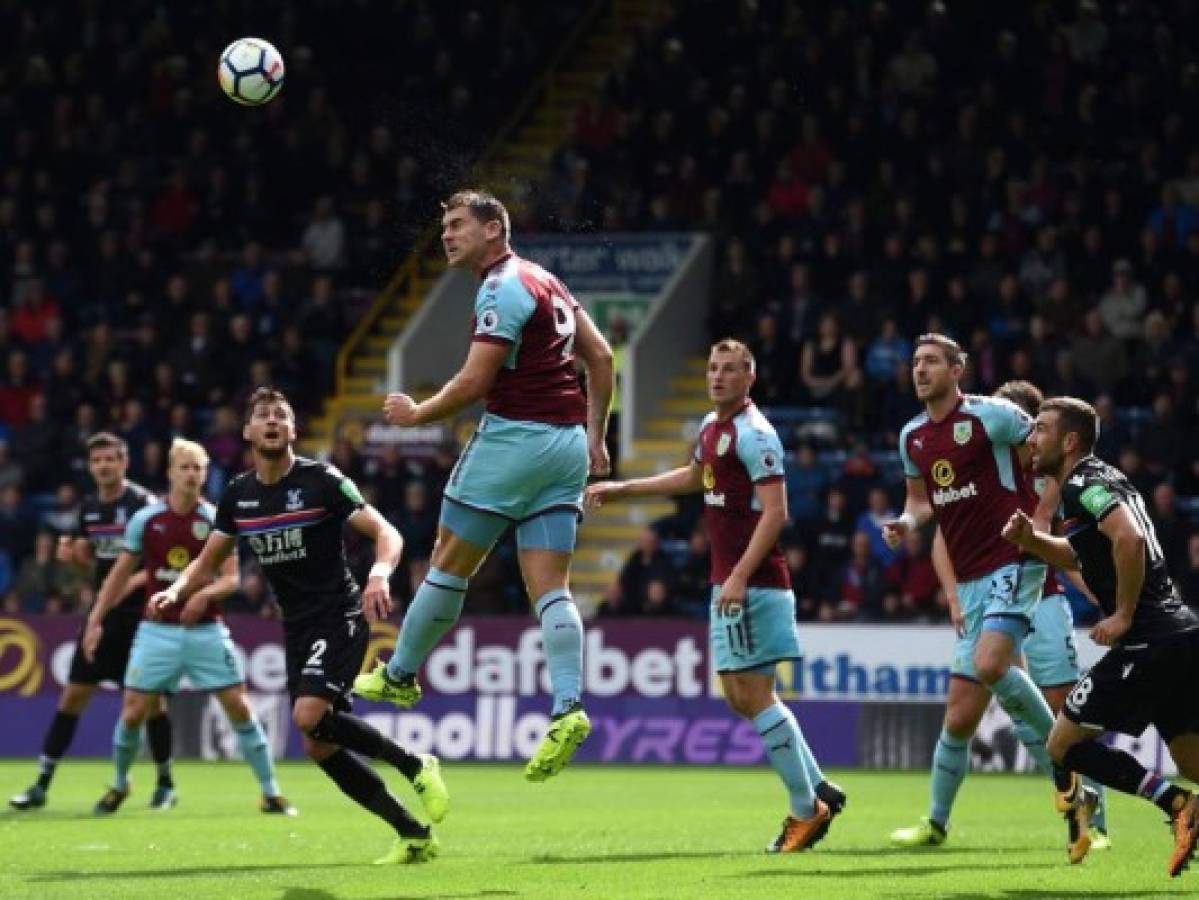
[1062,629,1199,743]
[67,607,141,685]
[283,607,369,712]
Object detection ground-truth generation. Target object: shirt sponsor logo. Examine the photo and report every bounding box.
[237,500,260,508]
[931,459,956,487]
[166,546,191,569]
[953,421,973,445]
[702,464,716,491]
[932,482,979,506]
[704,491,726,507]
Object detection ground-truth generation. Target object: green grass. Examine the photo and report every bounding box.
[0,760,1192,898]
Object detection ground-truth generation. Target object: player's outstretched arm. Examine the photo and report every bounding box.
[584,462,704,508]
[83,550,140,660]
[572,306,615,476]
[883,477,933,549]
[384,341,509,427]
[348,505,403,623]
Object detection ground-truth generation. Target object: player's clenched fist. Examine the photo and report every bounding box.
[1001,509,1034,547]
[881,514,913,550]
[147,590,178,621]
[383,392,419,427]
[584,481,625,509]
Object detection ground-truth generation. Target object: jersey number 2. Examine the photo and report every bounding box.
[307,639,327,668]
[551,295,576,358]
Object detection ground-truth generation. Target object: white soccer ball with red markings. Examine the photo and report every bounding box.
[218,38,285,106]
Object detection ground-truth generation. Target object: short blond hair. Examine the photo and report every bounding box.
[169,437,209,468]
[710,338,756,374]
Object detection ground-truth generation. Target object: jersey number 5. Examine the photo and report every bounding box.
[551,295,576,358]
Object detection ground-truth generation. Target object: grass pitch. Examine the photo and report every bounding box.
[0,760,1192,898]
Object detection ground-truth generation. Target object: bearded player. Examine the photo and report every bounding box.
[886,335,1092,863]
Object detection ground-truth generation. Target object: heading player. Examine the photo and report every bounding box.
[355,190,615,783]
[929,379,1111,850]
[1002,397,1199,878]
[83,438,291,816]
[884,335,1085,861]
[152,388,446,865]
[585,339,845,854]
[9,433,175,811]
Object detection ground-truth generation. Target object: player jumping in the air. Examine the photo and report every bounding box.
[83,438,292,816]
[585,339,845,853]
[354,190,615,783]
[9,433,176,811]
[1002,396,1199,878]
[929,380,1111,851]
[885,335,1092,863]
[151,388,446,865]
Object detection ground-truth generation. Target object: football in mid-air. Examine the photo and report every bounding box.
[218,38,285,106]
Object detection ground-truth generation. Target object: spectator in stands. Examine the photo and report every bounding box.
[800,312,862,418]
[1070,308,1127,392]
[1140,392,1184,481]
[806,486,855,594]
[785,443,829,525]
[836,532,892,621]
[11,394,58,493]
[0,350,39,428]
[855,487,899,567]
[393,480,439,577]
[672,526,711,618]
[8,531,85,614]
[1098,259,1147,343]
[864,317,911,385]
[300,196,347,270]
[886,529,943,622]
[600,527,675,617]
[1089,394,1123,464]
[1151,483,1193,582]
[0,439,22,491]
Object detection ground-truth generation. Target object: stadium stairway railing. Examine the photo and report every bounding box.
[299,0,672,455]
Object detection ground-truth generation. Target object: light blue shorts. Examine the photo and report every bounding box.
[709,586,802,673]
[443,413,588,547]
[1024,591,1080,687]
[952,559,1048,681]
[124,621,244,694]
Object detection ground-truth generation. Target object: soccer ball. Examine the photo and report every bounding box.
[218,38,285,106]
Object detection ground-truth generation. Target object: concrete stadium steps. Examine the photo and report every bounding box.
[570,353,709,608]
[307,0,667,457]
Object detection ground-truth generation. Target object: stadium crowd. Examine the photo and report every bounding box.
[0,0,586,615]
[546,0,1199,621]
[1,0,1198,623]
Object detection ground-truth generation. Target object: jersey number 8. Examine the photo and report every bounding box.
[551,295,576,358]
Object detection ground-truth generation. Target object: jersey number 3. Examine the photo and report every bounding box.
[551,295,576,358]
